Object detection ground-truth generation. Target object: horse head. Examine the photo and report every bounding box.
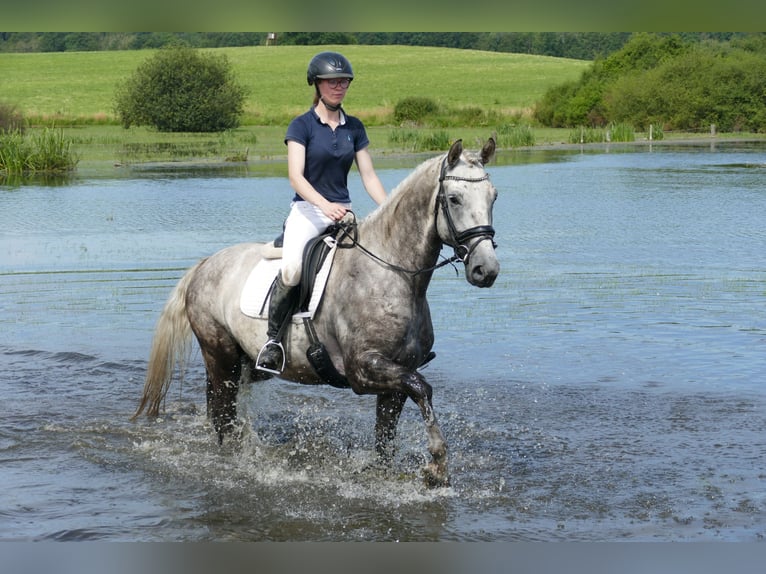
[436,138,500,288]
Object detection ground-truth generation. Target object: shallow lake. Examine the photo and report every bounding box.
[1,142,764,541]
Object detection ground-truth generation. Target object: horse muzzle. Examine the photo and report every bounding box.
[462,236,499,288]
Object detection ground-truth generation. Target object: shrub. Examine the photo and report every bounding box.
[535,33,690,128]
[114,45,247,132]
[393,97,439,124]
[0,102,25,134]
[604,46,766,132]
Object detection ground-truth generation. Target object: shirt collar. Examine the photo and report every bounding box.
[312,106,346,126]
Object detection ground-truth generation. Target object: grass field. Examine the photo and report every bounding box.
[5,45,761,171]
[1,45,590,126]
[1,45,593,168]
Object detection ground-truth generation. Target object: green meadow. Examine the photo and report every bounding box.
[6,44,758,172]
[1,45,589,125]
[0,45,591,168]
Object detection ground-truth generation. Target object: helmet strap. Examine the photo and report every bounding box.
[320,97,342,113]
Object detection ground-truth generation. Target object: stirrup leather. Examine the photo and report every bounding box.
[255,339,286,375]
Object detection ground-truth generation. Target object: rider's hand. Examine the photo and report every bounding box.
[322,202,348,222]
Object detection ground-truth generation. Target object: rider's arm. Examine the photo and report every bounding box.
[355,147,387,205]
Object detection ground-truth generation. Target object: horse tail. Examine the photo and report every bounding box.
[132,259,205,420]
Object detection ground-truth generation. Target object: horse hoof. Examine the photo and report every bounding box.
[423,463,450,489]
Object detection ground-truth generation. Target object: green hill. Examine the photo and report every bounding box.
[1,45,589,126]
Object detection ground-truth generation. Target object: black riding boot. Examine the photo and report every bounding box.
[257,274,299,373]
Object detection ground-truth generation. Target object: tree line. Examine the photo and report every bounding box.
[534,33,766,132]
[1,32,762,61]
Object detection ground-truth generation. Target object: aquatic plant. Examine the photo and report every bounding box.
[387,129,452,151]
[496,122,535,147]
[0,128,78,175]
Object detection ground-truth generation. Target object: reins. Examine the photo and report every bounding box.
[333,155,496,277]
[335,213,461,277]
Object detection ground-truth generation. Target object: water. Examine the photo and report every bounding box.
[1,143,764,541]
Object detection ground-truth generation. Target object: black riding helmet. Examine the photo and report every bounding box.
[307,51,354,85]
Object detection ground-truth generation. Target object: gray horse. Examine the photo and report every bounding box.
[133,138,499,487]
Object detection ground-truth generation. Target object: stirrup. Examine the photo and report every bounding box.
[255,339,286,375]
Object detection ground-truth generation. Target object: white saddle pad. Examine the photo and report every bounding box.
[239,239,337,320]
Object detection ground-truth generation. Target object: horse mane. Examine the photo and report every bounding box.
[361,145,485,238]
[361,153,444,238]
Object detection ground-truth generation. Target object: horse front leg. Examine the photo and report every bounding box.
[400,372,449,488]
[349,352,450,488]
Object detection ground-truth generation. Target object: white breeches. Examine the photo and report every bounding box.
[280,200,351,286]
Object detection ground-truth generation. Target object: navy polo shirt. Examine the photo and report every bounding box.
[284,107,370,204]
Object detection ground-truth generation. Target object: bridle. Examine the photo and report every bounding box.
[335,155,496,277]
[436,155,497,264]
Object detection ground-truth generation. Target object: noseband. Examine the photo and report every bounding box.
[436,156,497,263]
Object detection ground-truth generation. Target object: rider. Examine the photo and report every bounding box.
[257,51,388,373]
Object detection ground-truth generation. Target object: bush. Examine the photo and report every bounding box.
[534,33,690,128]
[0,102,25,134]
[605,47,766,132]
[537,32,766,132]
[114,45,247,132]
[393,97,439,124]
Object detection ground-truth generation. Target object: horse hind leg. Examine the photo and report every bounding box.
[198,336,244,444]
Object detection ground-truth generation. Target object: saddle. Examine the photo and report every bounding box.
[258,224,351,389]
[260,224,340,316]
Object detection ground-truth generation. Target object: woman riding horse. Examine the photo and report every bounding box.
[258,51,388,373]
[134,136,499,488]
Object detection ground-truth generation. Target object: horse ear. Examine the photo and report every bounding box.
[447,139,463,168]
[481,137,496,165]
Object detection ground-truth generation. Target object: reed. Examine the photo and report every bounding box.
[496,123,536,147]
[569,126,607,144]
[0,127,78,175]
[387,129,452,152]
[608,122,636,142]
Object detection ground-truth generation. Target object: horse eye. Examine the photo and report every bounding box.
[448,195,462,206]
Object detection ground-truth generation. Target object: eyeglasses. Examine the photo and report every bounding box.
[325,78,351,89]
